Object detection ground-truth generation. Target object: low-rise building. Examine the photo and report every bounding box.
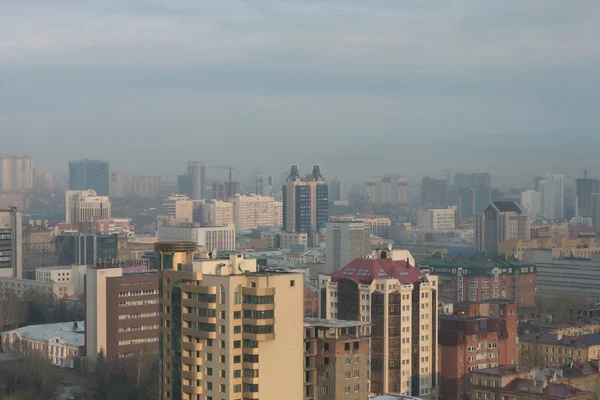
[1,321,85,368]
[35,265,87,293]
[0,276,73,297]
[439,301,519,400]
[535,318,600,337]
[520,333,600,367]
[303,318,370,400]
[499,237,600,260]
[422,252,537,308]
[158,223,236,251]
[469,365,594,400]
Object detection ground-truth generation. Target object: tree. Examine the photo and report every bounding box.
[0,353,60,399]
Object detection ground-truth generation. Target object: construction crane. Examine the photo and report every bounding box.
[206,166,236,182]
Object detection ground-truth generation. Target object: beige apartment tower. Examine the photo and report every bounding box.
[156,242,304,400]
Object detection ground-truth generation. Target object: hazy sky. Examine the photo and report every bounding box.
[2,0,600,185]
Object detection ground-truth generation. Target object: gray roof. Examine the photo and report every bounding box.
[492,201,523,213]
[2,321,84,347]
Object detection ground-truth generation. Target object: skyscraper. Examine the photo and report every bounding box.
[381,177,392,204]
[69,159,110,196]
[282,164,328,238]
[454,172,491,190]
[475,201,530,252]
[520,190,541,220]
[256,174,274,196]
[539,173,564,220]
[421,177,447,208]
[0,208,22,278]
[186,161,205,200]
[155,243,304,400]
[365,179,377,206]
[1,155,33,190]
[396,178,408,205]
[575,173,599,217]
[325,221,371,273]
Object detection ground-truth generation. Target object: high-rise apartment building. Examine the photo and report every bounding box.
[33,168,54,192]
[330,180,349,201]
[381,177,392,204]
[397,178,408,205]
[256,174,274,196]
[69,159,110,196]
[576,175,599,217]
[475,201,530,252]
[110,172,132,198]
[417,207,456,230]
[209,200,234,227]
[325,221,371,273]
[539,173,564,220]
[155,244,304,400]
[319,249,439,398]
[520,189,541,221]
[85,267,159,362]
[212,181,240,202]
[421,177,447,208]
[132,176,162,198]
[233,195,278,229]
[439,301,519,399]
[283,164,328,239]
[303,318,370,400]
[1,155,33,190]
[274,201,283,227]
[0,208,22,278]
[23,226,56,272]
[163,194,204,222]
[365,179,377,206]
[187,161,206,200]
[158,223,236,251]
[454,173,491,190]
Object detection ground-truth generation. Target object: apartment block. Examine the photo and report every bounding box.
[158,223,236,252]
[520,333,600,368]
[85,267,159,362]
[319,249,439,398]
[163,194,204,222]
[325,221,371,274]
[303,318,370,400]
[209,200,234,227]
[439,301,519,399]
[155,243,304,400]
[0,207,22,278]
[422,252,537,308]
[1,155,33,190]
[233,194,279,229]
[417,207,456,230]
[22,226,56,271]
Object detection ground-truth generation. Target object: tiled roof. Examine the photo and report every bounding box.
[330,258,423,285]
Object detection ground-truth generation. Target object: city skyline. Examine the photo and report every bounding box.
[2,1,600,181]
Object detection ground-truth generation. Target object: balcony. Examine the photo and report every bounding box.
[182,370,202,380]
[242,303,275,312]
[182,342,203,351]
[242,318,275,326]
[242,376,260,385]
[182,385,202,396]
[182,356,203,366]
[243,332,275,341]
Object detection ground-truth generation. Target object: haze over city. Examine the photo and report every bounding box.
[2,0,600,184]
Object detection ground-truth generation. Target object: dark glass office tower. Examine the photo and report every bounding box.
[69,159,110,196]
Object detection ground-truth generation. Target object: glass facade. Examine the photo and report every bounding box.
[69,160,110,196]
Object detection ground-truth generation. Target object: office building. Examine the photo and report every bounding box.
[422,252,537,308]
[283,164,328,240]
[397,178,408,205]
[381,177,392,204]
[36,264,86,293]
[454,173,491,190]
[417,207,456,230]
[439,301,519,399]
[360,216,391,239]
[469,366,593,400]
[520,189,541,220]
[177,174,193,197]
[0,276,73,297]
[539,173,564,220]
[186,161,205,200]
[233,194,279,229]
[303,318,370,400]
[475,201,530,252]
[22,226,56,272]
[0,208,22,278]
[1,321,85,368]
[85,267,159,362]
[256,174,274,196]
[458,187,495,221]
[319,250,438,398]
[110,172,132,198]
[209,200,234,227]
[330,180,349,202]
[1,155,33,190]
[420,177,447,208]
[158,223,236,251]
[69,159,109,196]
[65,189,97,224]
[325,221,371,273]
[155,244,304,400]
[55,233,124,266]
[75,194,111,223]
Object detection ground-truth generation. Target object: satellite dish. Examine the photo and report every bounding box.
[387,243,393,252]
[238,262,245,272]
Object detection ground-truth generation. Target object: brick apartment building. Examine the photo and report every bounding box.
[303,318,370,400]
[85,266,159,362]
[439,301,519,400]
[422,252,536,308]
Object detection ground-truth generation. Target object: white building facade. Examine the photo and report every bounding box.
[158,224,236,251]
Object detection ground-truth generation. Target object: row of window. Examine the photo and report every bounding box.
[119,299,159,307]
[118,289,159,297]
[118,337,159,346]
[118,312,159,320]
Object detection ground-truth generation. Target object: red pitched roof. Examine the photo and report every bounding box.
[331,258,424,285]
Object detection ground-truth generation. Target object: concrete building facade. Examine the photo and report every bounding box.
[326,221,371,274]
[521,189,542,221]
[417,207,456,230]
[158,224,236,252]
[0,208,22,278]
[69,159,110,196]
[475,201,530,252]
[155,243,304,400]
[209,200,234,227]
[540,173,565,220]
[233,194,279,229]
[1,155,33,190]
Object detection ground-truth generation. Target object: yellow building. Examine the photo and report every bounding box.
[520,333,600,368]
[499,237,600,260]
[156,242,304,400]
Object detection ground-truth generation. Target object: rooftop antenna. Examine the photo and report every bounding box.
[583,166,590,179]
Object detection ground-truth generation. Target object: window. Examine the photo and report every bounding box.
[234,285,241,304]
[220,285,226,305]
[234,340,241,349]
[324,343,330,351]
[324,357,329,365]
[206,367,213,376]
[207,353,213,361]
[220,384,226,393]
[290,280,295,287]
[234,311,241,319]
[206,382,213,390]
